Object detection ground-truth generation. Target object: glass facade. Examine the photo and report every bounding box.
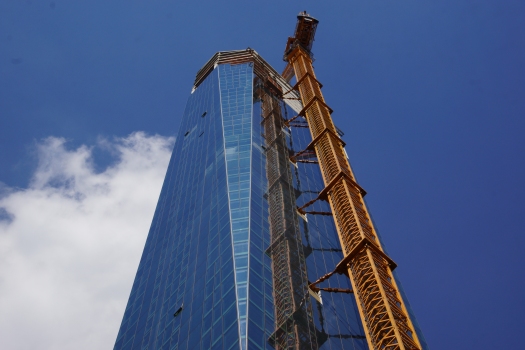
[114,57,368,350]
[284,104,368,350]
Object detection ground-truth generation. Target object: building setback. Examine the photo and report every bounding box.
[113,49,370,350]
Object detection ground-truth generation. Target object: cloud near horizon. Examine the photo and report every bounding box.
[0,132,174,350]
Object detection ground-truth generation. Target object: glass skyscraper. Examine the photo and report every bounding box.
[114,50,368,350]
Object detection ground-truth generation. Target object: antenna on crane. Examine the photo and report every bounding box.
[282,11,319,82]
[284,11,319,59]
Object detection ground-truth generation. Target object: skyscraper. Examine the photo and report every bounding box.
[113,49,369,350]
[114,12,428,350]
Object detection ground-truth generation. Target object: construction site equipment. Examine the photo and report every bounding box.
[282,11,424,350]
[257,80,321,349]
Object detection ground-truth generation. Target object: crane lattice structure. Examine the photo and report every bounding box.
[278,12,424,350]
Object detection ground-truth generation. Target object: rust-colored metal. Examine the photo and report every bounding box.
[256,79,321,350]
[284,12,423,350]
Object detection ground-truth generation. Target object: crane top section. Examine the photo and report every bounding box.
[284,11,319,60]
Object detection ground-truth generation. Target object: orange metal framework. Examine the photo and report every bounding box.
[283,13,423,350]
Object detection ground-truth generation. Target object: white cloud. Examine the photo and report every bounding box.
[0,132,174,350]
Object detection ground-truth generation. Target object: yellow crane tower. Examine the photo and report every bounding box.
[282,12,424,350]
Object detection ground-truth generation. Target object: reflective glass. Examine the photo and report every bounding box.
[114,57,369,350]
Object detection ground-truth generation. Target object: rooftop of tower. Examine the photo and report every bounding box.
[192,49,303,114]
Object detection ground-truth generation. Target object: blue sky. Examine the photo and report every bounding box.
[1,1,524,349]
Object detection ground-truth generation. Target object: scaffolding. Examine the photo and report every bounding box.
[256,79,322,350]
[282,12,424,350]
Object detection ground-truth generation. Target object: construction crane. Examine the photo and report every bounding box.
[282,11,424,350]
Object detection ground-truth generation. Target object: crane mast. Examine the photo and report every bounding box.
[283,11,424,350]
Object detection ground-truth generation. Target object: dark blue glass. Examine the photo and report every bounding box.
[114,58,369,350]
[283,101,368,349]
